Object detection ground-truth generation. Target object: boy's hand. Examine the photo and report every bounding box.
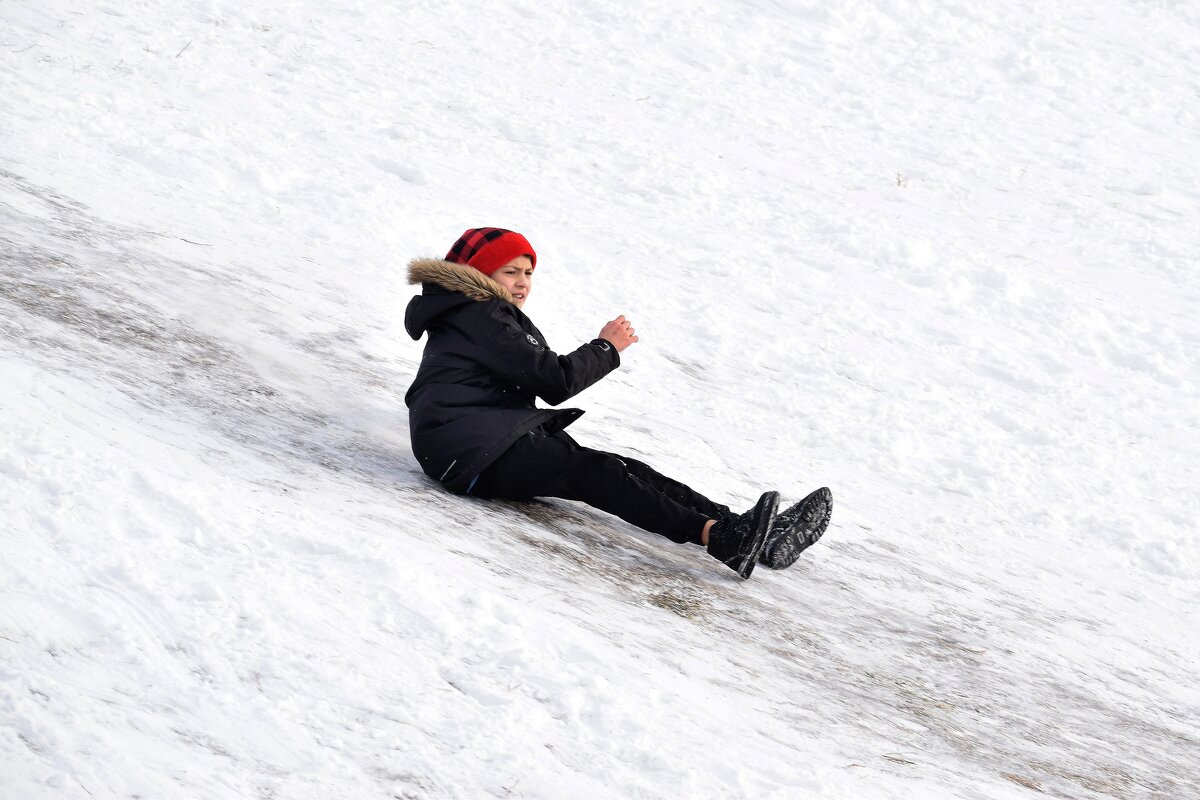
[599,315,639,352]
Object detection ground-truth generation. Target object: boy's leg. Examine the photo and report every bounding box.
[473,431,711,544]
[554,433,731,520]
[604,453,731,521]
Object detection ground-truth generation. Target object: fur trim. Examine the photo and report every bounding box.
[407,258,516,305]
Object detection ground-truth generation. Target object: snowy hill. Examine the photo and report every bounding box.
[3,1,1199,798]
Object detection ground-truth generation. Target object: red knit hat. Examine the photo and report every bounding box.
[445,228,537,276]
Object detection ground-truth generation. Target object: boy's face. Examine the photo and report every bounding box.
[491,256,534,308]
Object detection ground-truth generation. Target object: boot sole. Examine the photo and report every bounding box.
[735,491,780,579]
[761,487,832,570]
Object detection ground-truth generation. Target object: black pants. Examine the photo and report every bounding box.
[469,431,730,545]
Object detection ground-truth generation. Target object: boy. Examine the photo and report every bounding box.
[405,228,830,579]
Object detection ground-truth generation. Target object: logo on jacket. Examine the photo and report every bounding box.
[526,334,542,348]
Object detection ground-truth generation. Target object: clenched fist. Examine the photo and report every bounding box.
[599,315,639,352]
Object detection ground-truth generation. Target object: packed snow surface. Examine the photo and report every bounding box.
[3,1,1199,798]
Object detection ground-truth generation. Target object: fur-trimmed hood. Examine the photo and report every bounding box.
[405,258,519,341]
[407,258,516,305]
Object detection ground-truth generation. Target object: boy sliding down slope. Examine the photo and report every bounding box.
[404,228,831,579]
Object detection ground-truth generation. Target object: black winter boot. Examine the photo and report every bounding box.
[759,487,832,570]
[706,491,780,579]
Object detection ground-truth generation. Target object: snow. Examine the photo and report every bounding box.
[2,0,1199,798]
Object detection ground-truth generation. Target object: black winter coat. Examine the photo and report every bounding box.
[404,258,620,492]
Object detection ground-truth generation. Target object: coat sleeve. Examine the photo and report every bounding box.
[474,303,621,406]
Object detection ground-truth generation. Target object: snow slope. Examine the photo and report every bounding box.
[3,1,1199,797]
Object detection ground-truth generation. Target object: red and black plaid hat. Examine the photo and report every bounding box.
[445,228,537,276]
